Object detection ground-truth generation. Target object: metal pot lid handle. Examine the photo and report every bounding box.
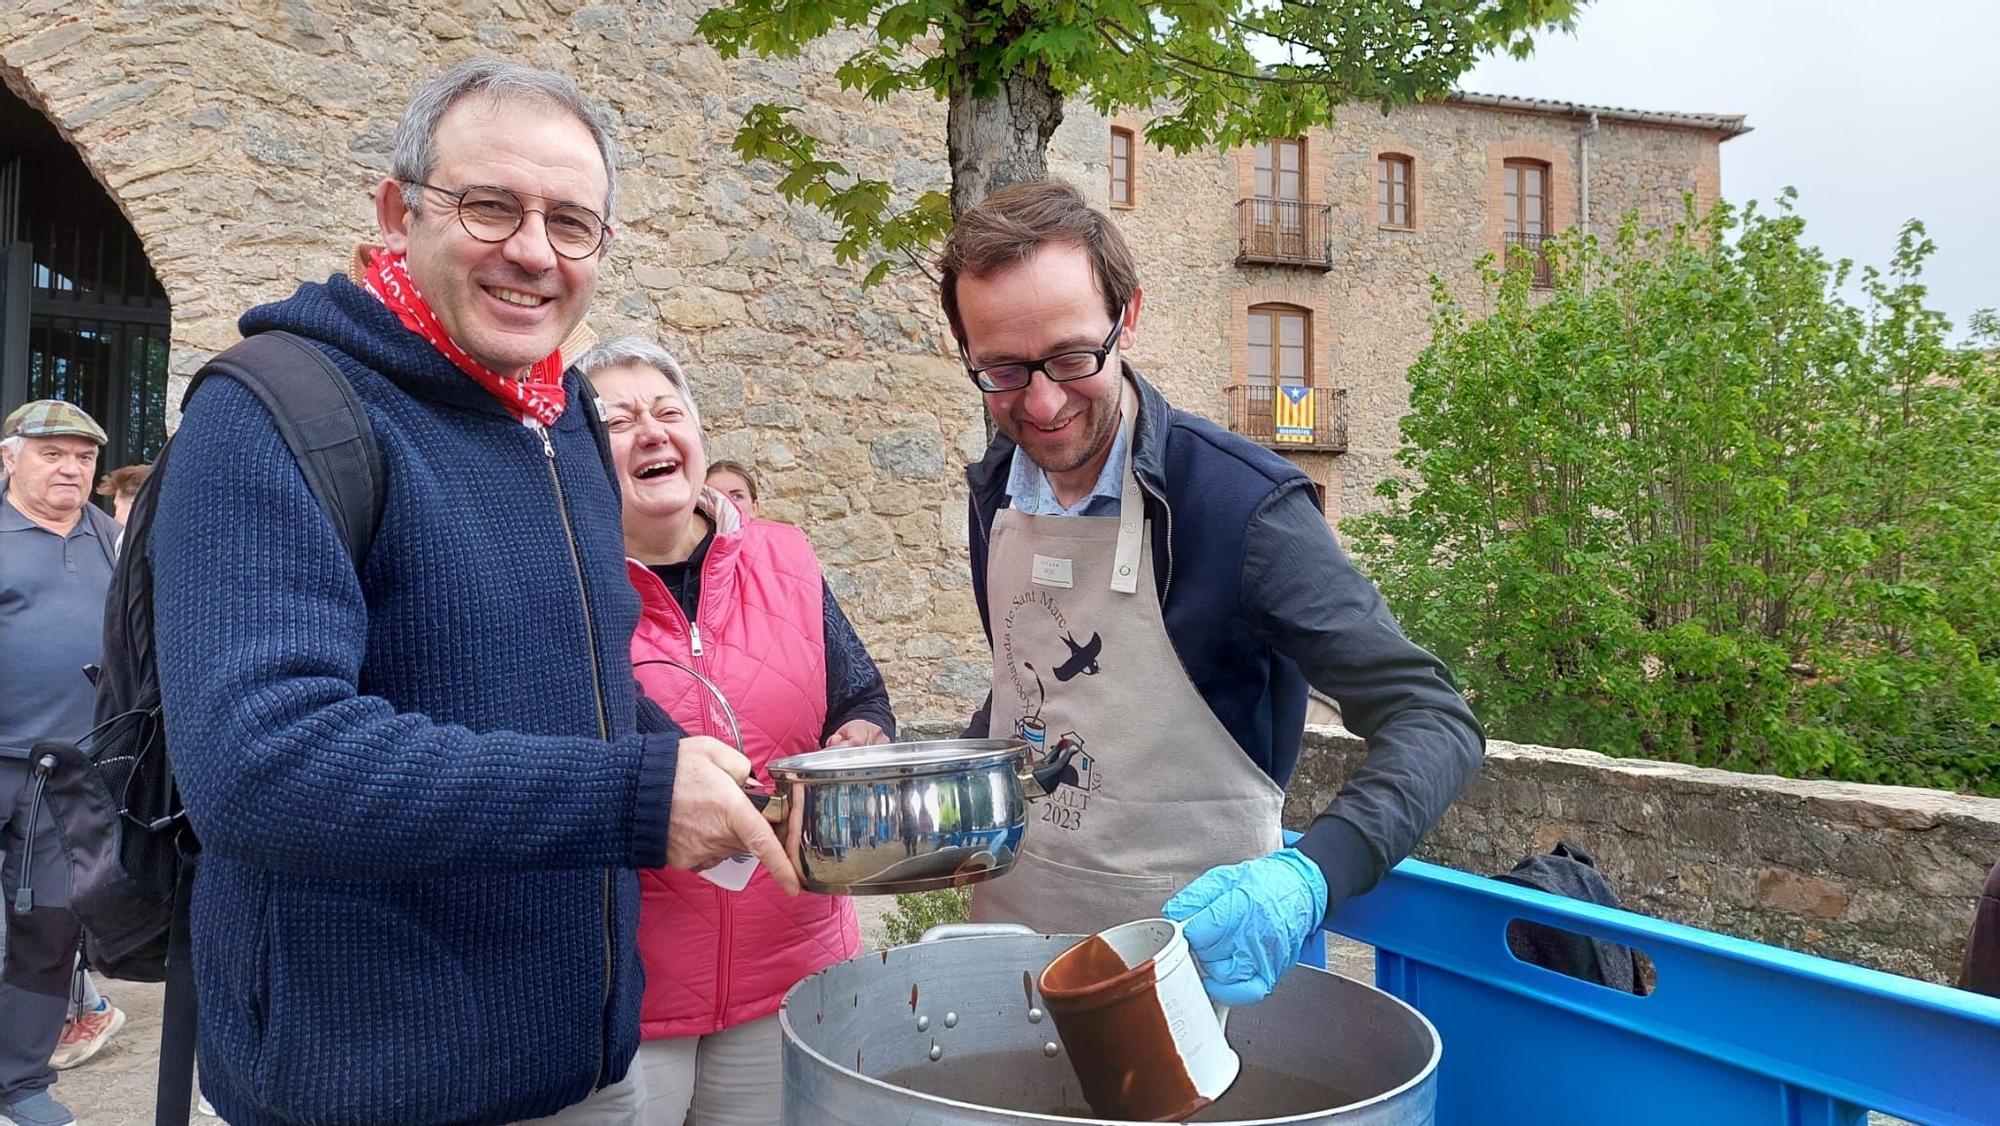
[634,659,788,823]
[633,657,745,754]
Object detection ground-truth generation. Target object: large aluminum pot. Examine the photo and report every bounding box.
[759,739,1077,895]
[781,925,1440,1125]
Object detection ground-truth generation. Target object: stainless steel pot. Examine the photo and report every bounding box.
[760,739,1077,895]
[781,925,1440,1124]
[635,658,1075,896]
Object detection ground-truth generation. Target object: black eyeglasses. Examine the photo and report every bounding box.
[962,307,1127,393]
[404,181,612,259]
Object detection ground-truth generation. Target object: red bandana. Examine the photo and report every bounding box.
[361,250,567,427]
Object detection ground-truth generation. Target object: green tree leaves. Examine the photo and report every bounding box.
[696,0,1579,282]
[1346,199,2000,794]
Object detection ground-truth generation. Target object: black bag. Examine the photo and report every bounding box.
[1496,839,1648,995]
[35,331,382,1124]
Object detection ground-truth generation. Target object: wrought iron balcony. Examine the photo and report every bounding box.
[1503,230,1553,288]
[1235,198,1333,269]
[1224,384,1347,452]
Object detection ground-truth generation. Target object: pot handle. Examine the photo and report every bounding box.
[743,788,788,825]
[919,923,1036,943]
[634,658,785,824]
[1019,738,1082,799]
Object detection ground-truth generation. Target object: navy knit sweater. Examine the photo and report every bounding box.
[151,278,679,1126]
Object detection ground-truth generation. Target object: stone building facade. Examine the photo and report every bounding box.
[1071,94,1743,521]
[1,2,1743,719]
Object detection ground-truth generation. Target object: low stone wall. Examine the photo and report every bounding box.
[1286,726,2000,985]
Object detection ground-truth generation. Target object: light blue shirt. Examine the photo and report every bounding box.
[1005,414,1130,518]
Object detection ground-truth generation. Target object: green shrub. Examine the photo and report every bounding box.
[878,887,972,948]
[1345,195,2000,795]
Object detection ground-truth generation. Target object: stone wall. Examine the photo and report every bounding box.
[1,1,992,720]
[1286,725,2000,985]
[2,2,1734,716]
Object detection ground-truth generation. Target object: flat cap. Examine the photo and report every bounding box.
[3,399,109,444]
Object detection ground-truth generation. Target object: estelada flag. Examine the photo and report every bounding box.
[1274,385,1314,442]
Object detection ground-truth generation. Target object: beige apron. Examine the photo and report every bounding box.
[971,391,1284,936]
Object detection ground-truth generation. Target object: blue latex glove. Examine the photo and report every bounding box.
[1163,847,1329,1006]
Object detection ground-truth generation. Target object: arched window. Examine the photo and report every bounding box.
[1246,303,1311,388]
[1502,158,1551,236]
[1,81,171,472]
[1502,158,1553,286]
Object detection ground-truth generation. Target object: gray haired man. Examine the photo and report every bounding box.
[1,400,124,1126]
[145,60,789,1126]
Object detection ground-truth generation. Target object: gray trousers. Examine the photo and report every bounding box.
[0,755,80,1101]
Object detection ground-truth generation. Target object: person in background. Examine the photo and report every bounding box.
[581,337,895,1126]
[1,401,125,1126]
[704,459,758,521]
[94,463,153,526]
[942,180,1484,1006]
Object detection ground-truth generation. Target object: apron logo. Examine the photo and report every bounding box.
[1000,588,1110,836]
[1052,631,1102,681]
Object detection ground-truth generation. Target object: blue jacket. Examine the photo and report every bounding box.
[151,277,678,1126]
[966,366,1483,912]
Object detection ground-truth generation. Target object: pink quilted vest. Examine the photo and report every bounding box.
[627,497,860,1040]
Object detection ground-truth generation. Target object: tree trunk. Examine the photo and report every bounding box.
[947,70,1064,217]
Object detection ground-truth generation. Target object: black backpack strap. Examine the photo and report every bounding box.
[156,849,198,1126]
[151,333,384,1124]
[183,331,385,564]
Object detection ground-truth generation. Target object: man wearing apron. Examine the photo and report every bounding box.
[938,181,1484,1006]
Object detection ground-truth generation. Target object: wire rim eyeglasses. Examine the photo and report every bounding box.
[403,181,612,259]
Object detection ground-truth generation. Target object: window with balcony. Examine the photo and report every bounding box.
[1237,138,1330,268]
[1227,303,1346,450]
[1110,127,1135,207]
[1503,158,1553,287]
[1378,153,1414,228]
[1249,304,1309,389]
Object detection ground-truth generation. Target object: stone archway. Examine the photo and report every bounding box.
[1,73,171,472]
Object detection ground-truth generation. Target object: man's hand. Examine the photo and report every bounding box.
[822,720,890,749]
[1162,848,1328,1006]
[666,736,800,895]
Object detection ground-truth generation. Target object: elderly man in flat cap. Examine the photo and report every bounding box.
[1,399,126,1126]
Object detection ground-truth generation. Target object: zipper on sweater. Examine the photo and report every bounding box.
[532,419,615,1089]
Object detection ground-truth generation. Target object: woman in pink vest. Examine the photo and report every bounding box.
[579,337,896,1125]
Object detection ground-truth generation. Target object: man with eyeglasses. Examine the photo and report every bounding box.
[147,60,790,1126]
[943,180,1484,1008]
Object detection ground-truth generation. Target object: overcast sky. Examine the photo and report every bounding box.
[1461,0,1999,343]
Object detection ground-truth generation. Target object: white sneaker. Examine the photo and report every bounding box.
[50,996,127,1069]
[197,1096,219,1118]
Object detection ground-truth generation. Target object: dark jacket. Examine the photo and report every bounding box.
[965,366,1483,911]
[151,278,678,1126]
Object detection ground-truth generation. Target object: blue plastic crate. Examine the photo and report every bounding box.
[1317,858,2000,1125]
